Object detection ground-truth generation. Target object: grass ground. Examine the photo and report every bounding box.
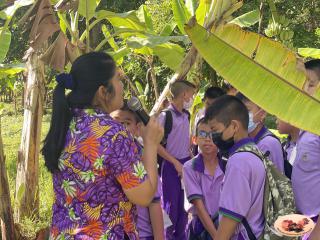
[2,103,53,239]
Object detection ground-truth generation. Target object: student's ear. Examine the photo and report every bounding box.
[231,120,241,133]
[259,109,267,122]
[192,135,198,145]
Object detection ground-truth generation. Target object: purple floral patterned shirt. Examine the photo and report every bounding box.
[50,108,147,240]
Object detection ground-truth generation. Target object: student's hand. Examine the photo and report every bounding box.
[142,116,164,146]
[173,160,183,176]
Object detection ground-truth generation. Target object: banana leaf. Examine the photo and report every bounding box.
[229,9,260,28]
[0,28,11,63]
[78,0,100,20]
[298,48,320,59]
[172,0,191,34]
[185,20,320,135]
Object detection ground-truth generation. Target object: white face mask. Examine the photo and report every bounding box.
[248,111,258,133]
[183,98,194,110]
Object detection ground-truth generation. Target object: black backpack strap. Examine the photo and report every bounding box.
[242,218,257,240]
[162,110,173,147]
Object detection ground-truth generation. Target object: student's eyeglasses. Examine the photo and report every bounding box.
[197,130,212,139]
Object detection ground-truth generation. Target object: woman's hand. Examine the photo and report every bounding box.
[142,116,164,146]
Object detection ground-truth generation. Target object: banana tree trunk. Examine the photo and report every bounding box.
[15,53,45,222]
[0,119,15,240]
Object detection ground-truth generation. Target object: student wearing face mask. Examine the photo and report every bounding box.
[236,93,285,174]
[205,95,265,240]
[157,80,196,240]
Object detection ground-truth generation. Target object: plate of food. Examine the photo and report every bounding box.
[274,214,315,237]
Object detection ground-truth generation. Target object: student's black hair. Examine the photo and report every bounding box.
[235,92,249,103]
[42,52,116,173]
[195,117,207,135]
[120,99,142,123]
[169,80,196,99]
[305,59,320,77]
[204,95,249,129]
[204,87,225,100]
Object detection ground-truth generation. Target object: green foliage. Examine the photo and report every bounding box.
[2,103,52,238]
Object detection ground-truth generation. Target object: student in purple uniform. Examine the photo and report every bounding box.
[236,93,285,174]
[204,95,265,240]
[157,80,196,240]
[111,104,165,240]
[183,118,224,239]
[292,59,320,240]
[276,119,299,165]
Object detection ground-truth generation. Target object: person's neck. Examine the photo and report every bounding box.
[290,128,299,143]
[202,152,218,175]
[234,129,249,143]
[172,101,184,112]
[249,124,264,138]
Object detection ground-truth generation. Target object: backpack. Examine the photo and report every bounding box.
[256,129,293,179]
[232,142,297,240]
[157,109,191,174]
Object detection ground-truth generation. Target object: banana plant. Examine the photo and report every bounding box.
[185,20,320,135]
[298,48,320,59]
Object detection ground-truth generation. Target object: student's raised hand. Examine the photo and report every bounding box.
[174,160,183,176]
[142,116,164,146]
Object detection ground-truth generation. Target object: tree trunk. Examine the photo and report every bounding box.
[0,118,15,240]
[14,53,45,222]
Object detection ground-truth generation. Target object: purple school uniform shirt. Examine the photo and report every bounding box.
[158,104,191,159]
[137,181,162,238]
[292,131,320,217]
[183,154,224,217]
[50,108,147,240]
[134,140,163,238]
[254,126,285,173]
[219,138,265,240]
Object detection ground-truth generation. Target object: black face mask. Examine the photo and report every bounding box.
[211,130,235,153]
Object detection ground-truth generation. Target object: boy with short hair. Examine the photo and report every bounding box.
[193,87,225,135]
[204,95,265,240]
[183,118,224,239]
[236,93,285,174]
[157,80,196,240]
[111,104,165,240]
[292,59,320,239]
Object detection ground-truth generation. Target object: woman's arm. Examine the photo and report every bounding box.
[192,199,217,238]
[123,117,163,206]
[149,201,165,240]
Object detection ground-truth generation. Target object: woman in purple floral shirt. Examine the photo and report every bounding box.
[42,52,163,240]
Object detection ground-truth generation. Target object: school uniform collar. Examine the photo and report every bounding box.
[168,103,184,116]
[253,125,268,143]
[192,153,223,176]
[229,138,255,155]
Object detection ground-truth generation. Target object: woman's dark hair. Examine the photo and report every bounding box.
[42,52,116,173]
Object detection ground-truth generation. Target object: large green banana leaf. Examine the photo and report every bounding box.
[172,0,191,34]
[185,20,320,135]
[0,28,11,63]
[126,36,185,71]
[229,9,260,28]
[298,48,320,59]
[96,10,147,32]
[78,0,100,20]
